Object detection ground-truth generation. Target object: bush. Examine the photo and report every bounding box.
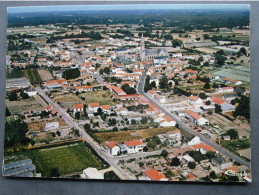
[161,150,168,158]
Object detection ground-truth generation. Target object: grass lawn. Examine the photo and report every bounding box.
[6,143,105,177]
[95,127,176,143]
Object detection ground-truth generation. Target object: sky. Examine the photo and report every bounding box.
[8,4,250,13]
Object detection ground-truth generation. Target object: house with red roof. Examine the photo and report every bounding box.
[185,110,209,126]
[210,97,225,105]
[167,129,181,140]
[101,105,111,113]
[188,95,203,106]
[143,169,168,181]
[147,90,156,97]
[88,103,100,113]
[106,141,120,156]
[73,104,84,113]
[110,85,127,96]
[124,140,145,154]
[43,105,53,112]
[192,142,216,154]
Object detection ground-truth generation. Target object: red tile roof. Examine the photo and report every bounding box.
[43,105,53,111]
[186,110,202,120]
[89,103,100,107]
[189,95,199,101]
[124,140,144,147]
[102,105,111,110]
[192,143,215,152]
[73,104,84,109]
[168,129,181,135]
[187,174,195,179]
[211,97,225,104]
[163,115,175,122]
[107,141,119,149]
[145,169,167,181]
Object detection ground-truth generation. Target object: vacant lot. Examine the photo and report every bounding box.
[38,69,54,81]
[95,127,176,143]
[28,118,67,132]
[22,143,104,177]
[212,65,250,82]
[54,90,114,108]
[238,148,251,160]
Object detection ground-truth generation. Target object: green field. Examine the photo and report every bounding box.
[222,138,250,153]
[5,143,106,177]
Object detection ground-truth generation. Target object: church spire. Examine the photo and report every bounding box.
[140,33,145,62]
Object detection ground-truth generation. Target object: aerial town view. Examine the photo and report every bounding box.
[3,4,251,182]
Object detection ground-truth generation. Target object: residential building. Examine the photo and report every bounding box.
[124,140,145,154]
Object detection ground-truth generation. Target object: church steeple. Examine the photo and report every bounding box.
[139,33,145,62]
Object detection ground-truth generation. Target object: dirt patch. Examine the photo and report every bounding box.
[28,118,68,132]
[238,148,251,160]
[38,69,54,81]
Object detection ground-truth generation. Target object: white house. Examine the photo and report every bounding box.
[124,140,145,154]
[75,86,93,92]
[167,129,181,140]
[73,104,84,113]
[82,168,104,179]
[215,87,234,94]
[88,103,100,113]
[185,110,209,126]
[119,107,128,115]
[188,136,201,146]
[154,94,167,104]
[106,141,120,156]
[181,154,195,164]
[188,95,203,106]
[192,143,216,154]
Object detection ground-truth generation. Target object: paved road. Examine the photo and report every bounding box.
[94,73,105,85]
[137,69,250,168]
[36,87,136,180]
[116,150,162,161]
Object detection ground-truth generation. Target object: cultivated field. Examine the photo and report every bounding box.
[194,47,219,54]
[38,69,54,81]
[212,65,250,82]
[95,127,177,143]
[19,143,104,177]
[6,97,42,114]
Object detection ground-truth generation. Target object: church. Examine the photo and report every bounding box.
[139,34,169,62]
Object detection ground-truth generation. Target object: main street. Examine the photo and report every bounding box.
[137,68,250,168]
[36,88,135,180]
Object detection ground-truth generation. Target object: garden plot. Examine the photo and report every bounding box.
[212,65,250,82]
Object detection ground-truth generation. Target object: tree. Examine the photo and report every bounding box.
[212,82,219,89]
[50,168,60,178]
[233,95,250,121]
[161,150,168,158]
[84,123,91,131]
[226,129,238,140]
[62,68,80,80]
[103,67,110,75]
[172,39,183,48]
[203,34,210,39]
[239,47,247,56]
[199,93,207,99]
[4,119,31,149]
[203,82,211,89]
[8,92,18,101]
[188,162,196,169]
[210,171,217,179]
[143,146,148,152]
[97,107,103,115]
[144,83,152,92]
[215,104,222,113]
[21,92,29,99]
[159,76,168,89]
[121,84,136,94]
[171,157,180,167]
[6,107,11,117]
[139,162,144,167]
[151,81,156,88]
[140,117,148,124]
[215,54,226,66]
[205,101,211,106]
[75,112,81,120]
